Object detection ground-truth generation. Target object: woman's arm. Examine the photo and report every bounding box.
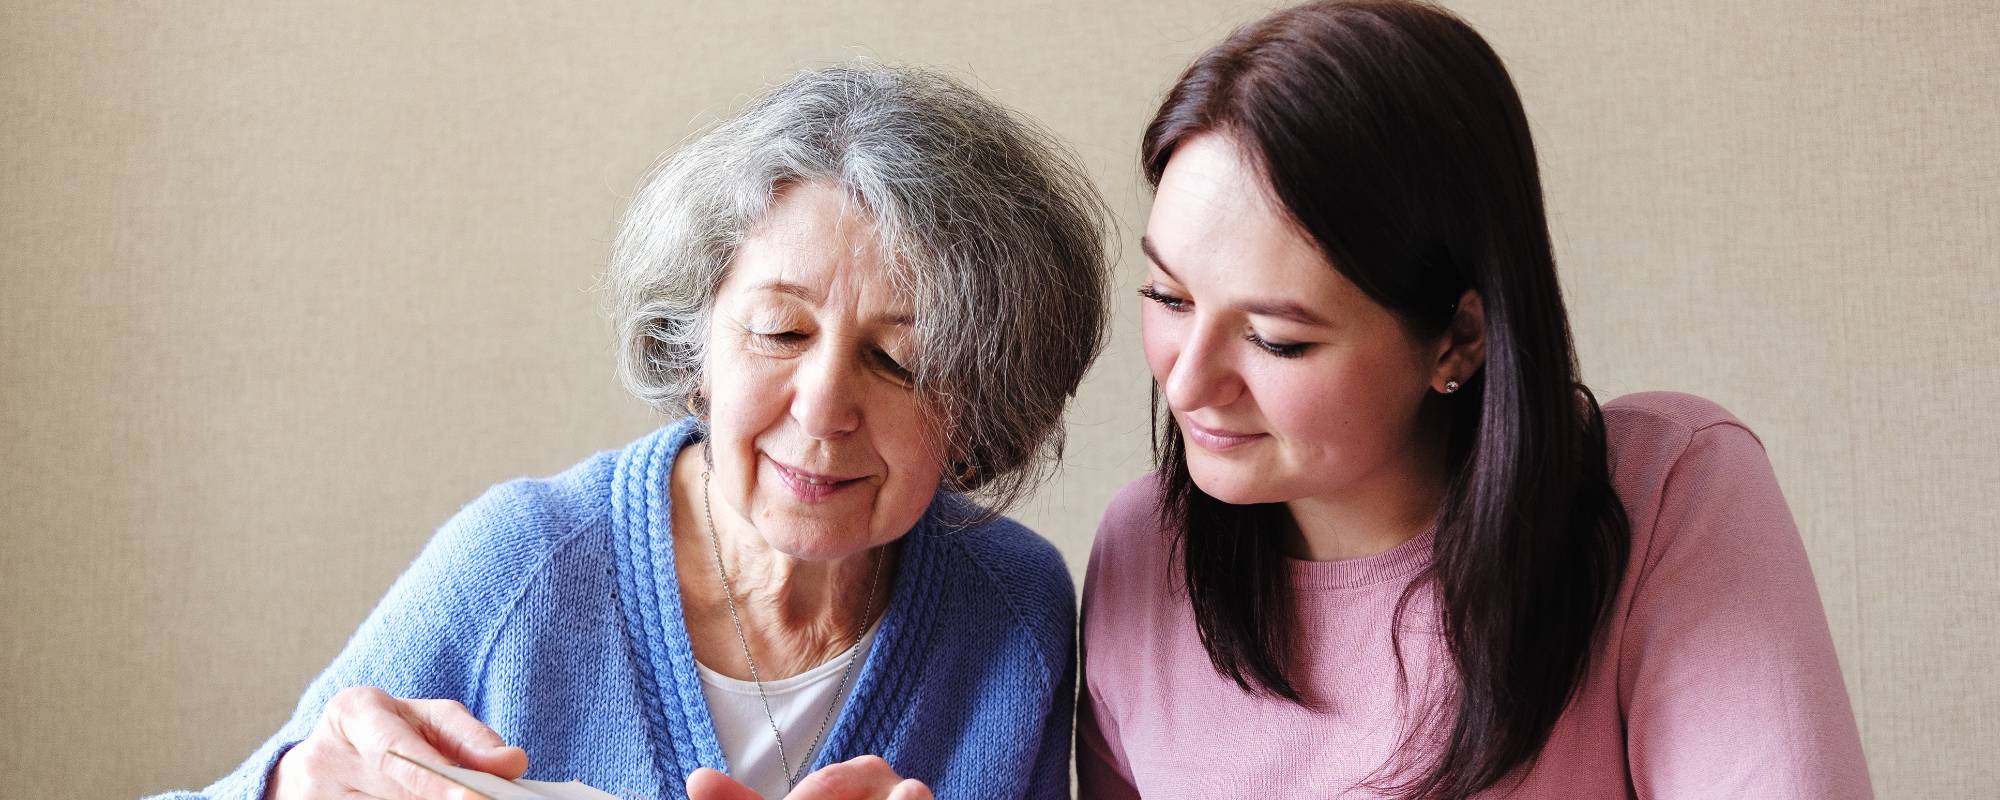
[1025,624,1078,799]
[1074,673,1140,800]
[1619,421,1872,798]
[1074,498,1142,800]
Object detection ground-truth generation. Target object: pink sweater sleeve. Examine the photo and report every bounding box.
[1076,674,1141,799]
[1075,503,1143,800]
[1617,420,1871,798]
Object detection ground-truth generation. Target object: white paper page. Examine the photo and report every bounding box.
[512,778,630,800]
[392,751,625,800]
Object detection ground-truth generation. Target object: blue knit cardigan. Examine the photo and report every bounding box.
[152,419,1077,799]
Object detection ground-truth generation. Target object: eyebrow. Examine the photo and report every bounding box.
[749,279,913,327]
[752,279,820,302]
[1139,236,1180,282]
[1138,236,1331,328]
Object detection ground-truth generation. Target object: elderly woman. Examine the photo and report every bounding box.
[153,64,1107,800]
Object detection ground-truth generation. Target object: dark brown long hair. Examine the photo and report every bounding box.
[1141,2,1631,796]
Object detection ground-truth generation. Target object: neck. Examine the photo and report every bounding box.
[1283,429,1447,562]
[671,442,893,680]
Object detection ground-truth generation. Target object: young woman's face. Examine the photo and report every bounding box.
[1140,133,1444,508]
[702,181,944,561]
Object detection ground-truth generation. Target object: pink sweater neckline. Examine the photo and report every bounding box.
[1285,528,1435,591]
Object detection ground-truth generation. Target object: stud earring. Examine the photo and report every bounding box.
[1442,380,1462,394]
[684,391,707,418]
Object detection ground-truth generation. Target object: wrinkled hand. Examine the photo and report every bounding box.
[266,686,529,800]
[687,756,933,800]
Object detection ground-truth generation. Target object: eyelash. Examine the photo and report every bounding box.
[754,331,808,347]
[1139,283,1311,359]
[1245,332,1309,359]
[750,331,914,385]
[873,349,914,384]
[1137,283,1188,312]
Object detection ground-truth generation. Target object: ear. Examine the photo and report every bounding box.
[1432,289,1486,393]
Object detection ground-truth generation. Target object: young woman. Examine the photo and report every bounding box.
[1077,1,1871,797]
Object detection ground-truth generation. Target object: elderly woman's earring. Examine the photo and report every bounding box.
[685,390,708,419]
[1442,379,1462,394]
[956,462,979,485]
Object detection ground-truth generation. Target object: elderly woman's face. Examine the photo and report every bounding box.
[701,181,944,560]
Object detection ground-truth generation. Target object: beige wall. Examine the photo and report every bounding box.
[3,1,1993,797]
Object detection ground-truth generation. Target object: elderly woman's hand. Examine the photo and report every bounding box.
[687,756,933,800]
[265,686,528,800]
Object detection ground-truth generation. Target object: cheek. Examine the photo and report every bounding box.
[878,407,939,477]
[702,353,798,511]
[1243,360,1341,433]
[708,363,785,439]
[1138,307,1178,384]
[1253,353,1426,461]
[869,401,945,533]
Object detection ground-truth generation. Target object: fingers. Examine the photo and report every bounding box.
[373,741,466,800]
[405,698,529,779]
[886,779,933,800]
[687,767,766,800]
[783,755,928,800]
[324,688,460,799]
[308,687,499,800]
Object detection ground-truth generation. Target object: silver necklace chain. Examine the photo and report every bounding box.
[701,467,884,791]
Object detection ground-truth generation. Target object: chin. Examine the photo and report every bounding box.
[1185,456,1291,506]
[753,514,870,562]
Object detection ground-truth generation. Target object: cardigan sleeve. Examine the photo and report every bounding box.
[1617,421,1872,798]
[145,481,549,800]
[1011,518,1080,800]
[1024,622,1078,800]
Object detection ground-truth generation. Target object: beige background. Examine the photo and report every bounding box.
[3,1,1994,797]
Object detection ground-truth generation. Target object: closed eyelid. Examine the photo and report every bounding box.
[1245,329,1310,358]
[1138,284,1190,311]
[1142,268,1186,293]
[873,347,911,369]
[741,305,808,327]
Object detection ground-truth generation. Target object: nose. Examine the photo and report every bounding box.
[1161,318,1244,414]
[789,344,864,440]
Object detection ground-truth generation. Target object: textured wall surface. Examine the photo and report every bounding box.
[2,1,1992,797]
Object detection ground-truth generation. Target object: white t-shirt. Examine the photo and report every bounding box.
[696,617,884,800]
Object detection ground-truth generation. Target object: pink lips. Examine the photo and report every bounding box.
[769,458,868,502]
[1179,417,1266,452]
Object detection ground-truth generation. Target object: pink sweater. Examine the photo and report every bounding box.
[1078,392,1871,798]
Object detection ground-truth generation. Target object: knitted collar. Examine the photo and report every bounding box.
[606,418,948,798]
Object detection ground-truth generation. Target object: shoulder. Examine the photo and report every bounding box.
[1602,392,1768,496]
[331,444,628,682]
[930,496,1076,619]
[1100,473,1168,535]
[430,448,620,567]
[1086,474,1174,587]
[392,447,622,622]
[1603,391,1761,454]
[923,496,1076,672]
[1077,474,1179,646]
[436,417,701,572]
[1600,392,1790,569]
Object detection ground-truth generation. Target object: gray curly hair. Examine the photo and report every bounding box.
[608,63,1111,512]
